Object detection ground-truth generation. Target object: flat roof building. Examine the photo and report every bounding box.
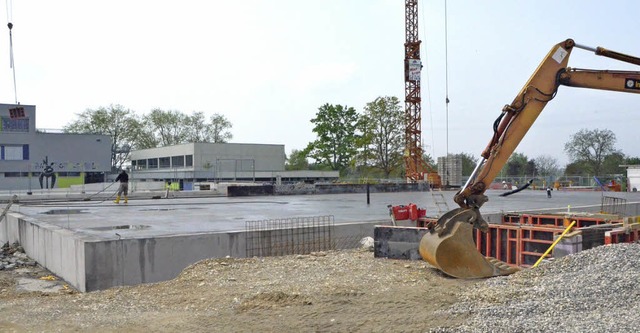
[0,104,112,191]
[130,143,339,190]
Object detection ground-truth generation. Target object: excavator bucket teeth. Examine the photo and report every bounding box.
[419,209,520,279]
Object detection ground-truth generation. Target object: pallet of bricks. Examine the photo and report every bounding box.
[473,212,640,268]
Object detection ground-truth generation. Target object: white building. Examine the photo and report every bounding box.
[130,143,339,190]
[622,165,640,192]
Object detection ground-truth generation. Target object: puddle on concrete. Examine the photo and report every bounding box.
[86,225,151,231]
[42,209,86,215]
[138,207,205,211]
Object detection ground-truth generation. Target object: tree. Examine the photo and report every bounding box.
[63,104,141,171]
[564,128,618,176]
[422,153,437,170]
[286,149,310,170]
[602,152,625,175]
[135,127,160,149]
[534,155,561,180]
[503,152,534,176]
[625,156,640,165]
[457,152,478,176]
[360,96,404,178]
[207,113,233,143]
[184,111,209,143]
[142,109,188,147]
[565,160,590,176]
[139,111,233,148]
[305,104,359,174]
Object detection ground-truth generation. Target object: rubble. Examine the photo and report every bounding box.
[0,242,38,271]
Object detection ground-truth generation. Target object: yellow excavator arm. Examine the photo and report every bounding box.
[420,39,640,278]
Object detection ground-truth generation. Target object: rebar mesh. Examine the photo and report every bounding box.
[601,196,627,216]
[245,216,336,257]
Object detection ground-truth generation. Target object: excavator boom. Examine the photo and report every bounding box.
[420,39,640,278]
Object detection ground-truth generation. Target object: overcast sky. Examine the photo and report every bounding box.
[1,0,639,166]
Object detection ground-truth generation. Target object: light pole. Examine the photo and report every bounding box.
[365,118,370,205]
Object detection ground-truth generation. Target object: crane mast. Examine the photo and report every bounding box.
[404,0,441,186]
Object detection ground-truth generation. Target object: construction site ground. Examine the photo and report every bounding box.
[1,189,639,332]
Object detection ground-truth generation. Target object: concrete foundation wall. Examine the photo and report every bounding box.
[1,213,86,291]
[84,232,245,291]
[6,201,639,292]
[2,211,385,292]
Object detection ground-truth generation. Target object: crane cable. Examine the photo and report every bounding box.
[419,0,436,159]
[444,0,450,158]
[6,0,17,104]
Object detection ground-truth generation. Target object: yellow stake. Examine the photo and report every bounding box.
[532,220,577,268]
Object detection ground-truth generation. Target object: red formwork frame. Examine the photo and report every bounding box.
[476,213,637,268]
[475,223,568,268]
[474,223,520,266]
[425,213,632,269]
[605,228,640,244]
[502,213,622,228]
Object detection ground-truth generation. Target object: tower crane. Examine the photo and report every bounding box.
[404,0,441,187]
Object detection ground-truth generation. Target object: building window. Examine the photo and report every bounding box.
[4,172,28,177]
[2,145,27,160]
[171,156,184,168]
[57,172,81,177]
[159,157,170,168]
[0,117,29,132]
[135,159,147,169]
[186,155,193,167]
[148,158,158,169]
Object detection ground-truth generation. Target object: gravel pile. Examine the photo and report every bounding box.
[433,242,640,333]
[2,240,639,332]
[1,248,474,332]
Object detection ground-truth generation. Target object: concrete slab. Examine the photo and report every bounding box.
[2,189,639,291]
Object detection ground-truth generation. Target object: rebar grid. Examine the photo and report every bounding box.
[601,195,627,216]
[245,216,336,257]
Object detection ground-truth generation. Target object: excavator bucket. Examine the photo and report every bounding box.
[419,208,519,279]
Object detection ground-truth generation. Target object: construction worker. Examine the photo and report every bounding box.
[114,170,129,204]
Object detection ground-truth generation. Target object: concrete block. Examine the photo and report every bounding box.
[553,234,582,258]
[374,226,429,260]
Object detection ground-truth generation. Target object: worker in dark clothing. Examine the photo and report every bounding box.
[114,170,129,204]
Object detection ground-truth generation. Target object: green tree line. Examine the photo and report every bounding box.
[64,104,232,171]
[288,99,639,183]
[65,102,638,181]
